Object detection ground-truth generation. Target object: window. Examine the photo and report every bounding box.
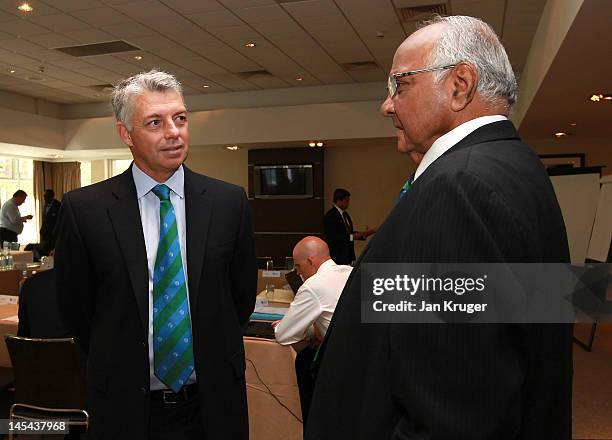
[110,159,132,177]
[80,161,92,187]
[0,157,37,245]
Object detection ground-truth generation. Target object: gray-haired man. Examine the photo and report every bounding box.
[55,70,257,440]
[307,15,571,440]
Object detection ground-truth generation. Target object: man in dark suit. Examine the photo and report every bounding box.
[307,15,572,440]
[55,70,257,440]
[323,188,374,265]
[39,189,61,256]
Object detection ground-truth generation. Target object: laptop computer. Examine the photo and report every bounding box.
[284,269,303,294]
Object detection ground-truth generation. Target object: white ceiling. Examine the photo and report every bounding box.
[0,0,546,104]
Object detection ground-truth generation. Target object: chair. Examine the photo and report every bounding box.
[257,257,274,270]
[5,335,89,439]
[572,264,612,351]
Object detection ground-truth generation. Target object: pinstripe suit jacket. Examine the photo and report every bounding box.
[306,121,573,440]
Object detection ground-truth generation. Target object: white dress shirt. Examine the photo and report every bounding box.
[414,115,508,182]
[334,204,353,241]
[0,199,24,234]
[131,163,196,390]
[275,259,352,345]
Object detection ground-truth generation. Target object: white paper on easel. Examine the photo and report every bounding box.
[587,175,612,262]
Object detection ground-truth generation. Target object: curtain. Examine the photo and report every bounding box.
[33,161,81,240]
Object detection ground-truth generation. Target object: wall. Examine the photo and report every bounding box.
[525,137,612,176]
[324,140,415,256]
[184,147,248,189]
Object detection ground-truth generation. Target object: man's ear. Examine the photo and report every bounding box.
[449,62,478,112]
[117,121,133,147]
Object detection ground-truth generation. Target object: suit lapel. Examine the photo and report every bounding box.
[184,167,212,313]
[107,169,149,339]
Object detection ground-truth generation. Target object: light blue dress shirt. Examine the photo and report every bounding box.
[131,163,196,390]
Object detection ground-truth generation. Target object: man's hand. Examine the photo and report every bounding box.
[21,215,33,222]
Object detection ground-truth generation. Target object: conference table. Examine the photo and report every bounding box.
[0,303,303,440]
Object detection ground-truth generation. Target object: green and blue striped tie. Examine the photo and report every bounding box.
[151,184,194,392]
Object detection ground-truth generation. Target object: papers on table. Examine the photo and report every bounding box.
[1,315,18,322]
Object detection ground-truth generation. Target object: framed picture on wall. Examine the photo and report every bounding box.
[539,153,585,170]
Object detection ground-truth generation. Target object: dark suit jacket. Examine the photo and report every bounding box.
[323,207,355,264]
[18,269,70,339]
[306,121,573,439]
[40,199,61,244]
[55,165,257,440]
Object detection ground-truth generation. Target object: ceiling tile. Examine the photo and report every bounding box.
[113,1,181,21]
[101,21,157,39]
[64,28,116,44]
[282,0,342,18]
[189,10,245,28]
[0,9,17,22]
[0,38,43,53]
[27,13,91,31]
[24,32,79,48]
[233,4,290,23]
[70,7,133,26]
[1,19,51,37]
[159,0,226,14]
[0,0,58,16]
[219,0,276,8]
[40,0,105,11]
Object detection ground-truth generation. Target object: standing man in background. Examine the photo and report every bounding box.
[323,188,375,265]
[39,188,61,255]
[55,70,257,440]
[0,190,33,243]
[307,15,572,440]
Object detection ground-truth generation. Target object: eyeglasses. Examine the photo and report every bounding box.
[387,64,456,98]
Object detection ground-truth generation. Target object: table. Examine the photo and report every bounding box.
[0,304,18,367]
[0,266,45,296]
[245,337,303,440]
[11,250,33,265]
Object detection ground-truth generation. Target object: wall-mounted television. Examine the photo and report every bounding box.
[253,164,313,199]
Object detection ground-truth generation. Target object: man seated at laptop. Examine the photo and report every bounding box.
[273,236,352,425]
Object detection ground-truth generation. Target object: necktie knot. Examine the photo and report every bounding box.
[152,184,171,201]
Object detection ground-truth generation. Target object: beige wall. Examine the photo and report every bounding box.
[525,137,612,176]
[324,141,415,256]
[185,147,249,189]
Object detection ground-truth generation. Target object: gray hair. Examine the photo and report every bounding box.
[418,15,517,107]
[111,69,184,131]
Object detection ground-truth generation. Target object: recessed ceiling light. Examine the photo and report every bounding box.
[295,76,303,81]
[202,85,210,88]
[133,55,143,60]
[308,141,316,147]
[554,132,569,138]
[226,145,240,151]
[8,69,16,74]
[569,122,577,126]
[17,2,33,12]
[590,94,604,102]
[316,142,324,147]
[244,42,256,48]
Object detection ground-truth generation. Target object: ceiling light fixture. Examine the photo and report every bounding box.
[244,42,256,48]
[569,122,577,126]
[308,141,316,147]
[202,85,210,88]
[133,55,143,60]
[296,76,303,81]
[226,145,239,151]
[554,132,569,138]
[17,2,33,12]
[316,142,324,147]
[9,69,16,74]
[590,93,604,102]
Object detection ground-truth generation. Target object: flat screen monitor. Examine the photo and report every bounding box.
[254,164,313,199]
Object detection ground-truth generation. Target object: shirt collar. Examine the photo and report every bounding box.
[131,162,185,200]
[334,204,344,215]
[316,259,336,274]
[413,115,507,182]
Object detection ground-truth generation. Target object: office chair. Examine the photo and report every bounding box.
[5,335,89,439]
